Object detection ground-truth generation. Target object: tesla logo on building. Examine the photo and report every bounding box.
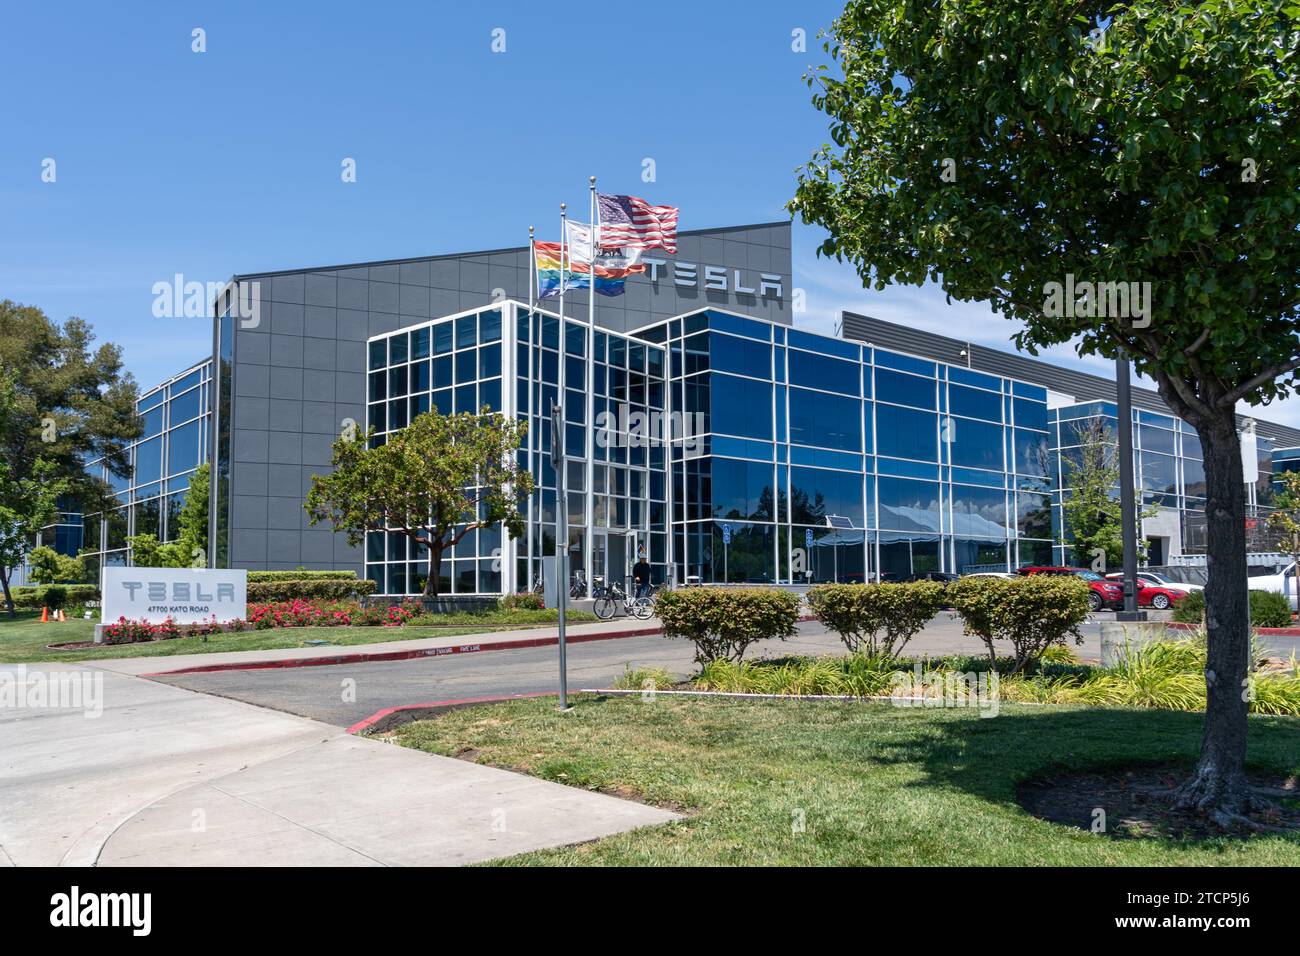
[642,259,783,298]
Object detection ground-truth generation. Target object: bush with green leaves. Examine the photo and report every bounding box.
[10,584,98,609]
[500,591,545,611]
[245,578,377,602]
[948,574,1090,675]
[26,545,85,584]
[246,570,358,582]
[655,587,800,664]
[1173,588,1293,629]
[806,581,944,657]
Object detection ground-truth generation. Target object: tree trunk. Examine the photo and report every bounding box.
[0,566,14,619]
[1173,409,1255,823]
[423,543,442,598]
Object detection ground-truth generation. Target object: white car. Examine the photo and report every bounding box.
[1250,562,1299,610]
[962,572,1017,580]
[1103,571,1203,596]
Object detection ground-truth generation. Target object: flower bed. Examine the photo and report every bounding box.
[247,598,423,629]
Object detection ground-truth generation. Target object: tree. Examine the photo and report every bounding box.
[127,463,211,568]
[26,545,85,585]
[1266,469,1300,608]
[0,302,139,613]
[305,408,533,598]
[791,1,1299,825]
[1060,418,1156,568]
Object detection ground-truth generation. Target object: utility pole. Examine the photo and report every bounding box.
[1116,353,1147,622]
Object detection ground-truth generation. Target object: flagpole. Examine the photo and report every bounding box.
[586,176,597,599]
[556,201,569,710]
[526,225,536,594]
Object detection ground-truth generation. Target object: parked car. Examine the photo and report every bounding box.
[1016,566,1124,611]
[1249,561,1299,610]
[1103,570,1202,596]
[962,571,1017,580]
[902,571,959,584]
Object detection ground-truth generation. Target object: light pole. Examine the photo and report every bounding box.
[1116,353,1147,622]
[551,399,568,708]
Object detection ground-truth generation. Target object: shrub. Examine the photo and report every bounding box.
[245,579,377,602]
[500,591,545,611]
[40,585,68,611]
[27,546,85,584]
[694,654,908,697]
[246,598,420,628]
[948,575,1090,675]
[10,584,100,609]
[807,581,944,657]
[1171,589,1206,623]
[612,665,675,691]
[656,587,800,664]
[246,570,359,582]
[1249,589,1293,628]
[1172,588,1292,628]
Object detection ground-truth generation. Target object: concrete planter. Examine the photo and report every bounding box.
[1099,621,1170,667]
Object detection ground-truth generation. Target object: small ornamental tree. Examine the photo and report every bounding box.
[305,408,532,598]
[26,545,84,585]
[808,581,945,657]
[949,576,1091,675]
[1266,469,1300,608]
[792,0,1300,825]
[1060,418,1156,569]
[656,587,800,664]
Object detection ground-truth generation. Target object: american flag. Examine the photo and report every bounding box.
[597,193,679,253]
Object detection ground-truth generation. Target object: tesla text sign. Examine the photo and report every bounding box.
[102,568,247,625]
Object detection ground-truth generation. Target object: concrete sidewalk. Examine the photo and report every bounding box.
[92,616,664,677]
[0,664,675,866]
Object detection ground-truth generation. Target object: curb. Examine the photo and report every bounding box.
[1164,620,1300,637]
[139,624,665,677]
[347,691,558,734]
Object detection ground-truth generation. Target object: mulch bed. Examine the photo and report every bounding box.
[1017,763,1300,839]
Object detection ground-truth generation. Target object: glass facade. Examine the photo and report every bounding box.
[363,305,1067,594]
[70,360,213,580]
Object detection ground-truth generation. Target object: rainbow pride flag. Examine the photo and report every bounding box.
[535,241,632,299]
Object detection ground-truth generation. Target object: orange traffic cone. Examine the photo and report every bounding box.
[40,607,48,623]
[57,609,65,623]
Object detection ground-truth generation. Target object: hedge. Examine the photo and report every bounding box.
[655,587,800,664]
[1172,588,1295,628]
[246,570,359,582]
[246,579,376,602]
[8,584,101,609]
[807,581,945,657]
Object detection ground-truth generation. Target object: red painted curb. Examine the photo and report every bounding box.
[140,624,665,677]
[1165,620,1300,637]
[346,691,556,734]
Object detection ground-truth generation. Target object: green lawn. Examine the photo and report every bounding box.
[0,607,597,663]
[393,695,1300,865]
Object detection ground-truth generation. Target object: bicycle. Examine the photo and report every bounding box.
[569,571,588,600]
[593,580,657,620]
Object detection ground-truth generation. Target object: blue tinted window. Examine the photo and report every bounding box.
[141,405,164,438]
[787,329,859,361]
[456,315,476,349]
[1014,429,1051,476]
[710,374,772,440]
[1012,381,1047,401]
[875,350,935,377]
[434,321,453,355]
[480,378,501,413]
[948,416,1005,470]
[1014,398,1049,432]
[411,327,430,359]
[789,388,861,451]
[480,310,502,343]
[788,350,859,395]
[876,477,941,532]
[169,387,202,425]
[948,366,1001,391]
[390,334,409,365]
[951,485,1010,536]
[167,421,200,475]
[433,356,452,389]
[875,369,936,410]
[875,406,937,460]
[409,360,430,392]
[479,344,502,379]
[790,466,864,525]
[135,436,162,486]
[711,457,776,520]
[709,332,770,378]
[707,311,771,341]
[949,384,1002,422]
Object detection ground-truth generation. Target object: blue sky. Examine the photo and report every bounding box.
[3,1,1294,428]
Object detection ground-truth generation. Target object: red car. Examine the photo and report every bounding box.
[1103,573,1187,610]
[1016,566,1124,611]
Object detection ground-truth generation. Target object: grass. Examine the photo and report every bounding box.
[392,694,1300,865]
[0,607,597,664]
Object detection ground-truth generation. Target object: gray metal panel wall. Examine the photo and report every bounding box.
[223,222,792,572]
[839,311,1300,447]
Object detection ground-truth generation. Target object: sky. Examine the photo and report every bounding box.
[3,1,1295,429]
